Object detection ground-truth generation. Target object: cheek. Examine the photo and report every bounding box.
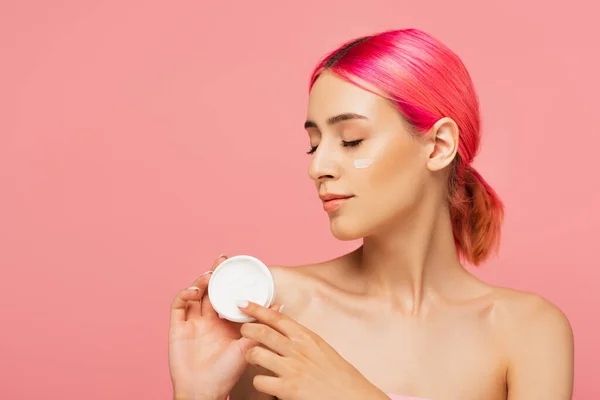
[361,141,426,203]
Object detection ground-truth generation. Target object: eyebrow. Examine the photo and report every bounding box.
[304,113,369,129]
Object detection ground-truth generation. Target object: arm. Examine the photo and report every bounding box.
[507,297,574,399]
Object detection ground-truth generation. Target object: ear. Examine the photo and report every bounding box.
[426,117,459,172]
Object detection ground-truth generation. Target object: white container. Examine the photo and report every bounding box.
[207,255,275,323]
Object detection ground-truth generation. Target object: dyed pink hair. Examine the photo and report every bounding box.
[309,28,504,266]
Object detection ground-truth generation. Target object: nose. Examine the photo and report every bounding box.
[308,143,340,182]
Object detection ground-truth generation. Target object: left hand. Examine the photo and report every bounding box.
[236,300,390,400]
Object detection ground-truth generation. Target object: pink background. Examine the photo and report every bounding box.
[1,0,598,399]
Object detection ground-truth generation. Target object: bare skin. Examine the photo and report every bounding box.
[232,258,573,400]
[170,70,573,400]
[230,71,573,399]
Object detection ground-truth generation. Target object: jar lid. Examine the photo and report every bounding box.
[208,255,275,323]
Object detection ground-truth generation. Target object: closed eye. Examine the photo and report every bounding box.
[306,140,363,155]
[342,139,363,148]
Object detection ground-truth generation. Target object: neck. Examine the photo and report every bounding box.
[352,197,472,315]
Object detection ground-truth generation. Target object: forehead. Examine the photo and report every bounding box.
[306,71,395,124]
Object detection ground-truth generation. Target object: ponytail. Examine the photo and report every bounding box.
[449,163,504,266]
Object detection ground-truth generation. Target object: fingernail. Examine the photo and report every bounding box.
[278,305,285,313]
[236,300,249,308]
[218,314,225,319]
[187,286,200,291]
[201,270,213,277]
[218,254,227,260]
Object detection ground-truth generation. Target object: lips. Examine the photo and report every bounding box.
[320,193,354,212]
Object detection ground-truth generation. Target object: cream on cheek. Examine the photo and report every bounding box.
[353,158,375,169]
[351,137,388,169]
[350,133,410,187]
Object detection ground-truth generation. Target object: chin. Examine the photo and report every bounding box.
[328,216,371,241]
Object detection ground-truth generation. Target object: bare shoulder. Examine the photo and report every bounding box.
[267,258,342,317]
[489,286,573,338]
[487,286,574,398]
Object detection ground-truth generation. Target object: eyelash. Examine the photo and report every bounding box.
[306,140,363,155]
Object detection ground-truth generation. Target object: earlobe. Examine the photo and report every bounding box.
[426,117,459,172]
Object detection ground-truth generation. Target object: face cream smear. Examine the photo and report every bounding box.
[353,158,374,169]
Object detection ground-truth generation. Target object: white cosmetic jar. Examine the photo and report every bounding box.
[207,255,275,323]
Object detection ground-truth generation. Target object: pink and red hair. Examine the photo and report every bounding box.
[309,28,504,266]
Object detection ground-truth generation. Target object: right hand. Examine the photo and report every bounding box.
[168,255,282,400]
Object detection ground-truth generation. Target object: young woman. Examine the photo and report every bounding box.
[168,28,574,400]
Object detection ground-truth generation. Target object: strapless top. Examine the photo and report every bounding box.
[274,393,429,400]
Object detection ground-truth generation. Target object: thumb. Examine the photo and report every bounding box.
[235,336,258,354]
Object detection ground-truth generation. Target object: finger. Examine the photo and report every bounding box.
[201,254,228,317]
[189,255,224,288]
[235,303,284,350]
[188,255,225,319]
[271,304,285,314]
[240,322,291,356]
[245,345,287,376]
[186,270,213,318]
[185,274,212,321]
[237,300,303,339]
[227,301,282,318]
[252,375,282,398]
[170,278,209,325]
